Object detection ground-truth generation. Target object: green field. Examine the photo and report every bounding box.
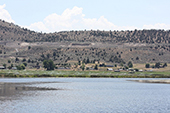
[1,70,170,78]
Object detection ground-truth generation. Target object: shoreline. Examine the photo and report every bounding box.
[128,80,170,84]
[1,74,170,78]
[1,70,170,78]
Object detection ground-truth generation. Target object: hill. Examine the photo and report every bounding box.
[0,19,170,70]
[1,19,170,43]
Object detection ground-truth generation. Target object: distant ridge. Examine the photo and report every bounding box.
[0,19,170,43]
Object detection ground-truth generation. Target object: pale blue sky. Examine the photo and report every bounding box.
[0,0,170,32]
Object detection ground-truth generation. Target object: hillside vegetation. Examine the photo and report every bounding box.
[0,19,170,70]
[0,19,170,43]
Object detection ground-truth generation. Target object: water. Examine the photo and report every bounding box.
[0,78,170,113]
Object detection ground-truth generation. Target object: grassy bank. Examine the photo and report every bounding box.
[1,70,170,78]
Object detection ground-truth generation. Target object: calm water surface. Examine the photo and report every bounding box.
[0,78,170,113]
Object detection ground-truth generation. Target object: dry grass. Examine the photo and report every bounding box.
[133,64,145,69]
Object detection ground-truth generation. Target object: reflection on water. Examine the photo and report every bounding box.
[0,83,20,97]
[0,82,60,100]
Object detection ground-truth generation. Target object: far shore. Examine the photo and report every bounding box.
[1,70,170,78]
[128,80,170,84]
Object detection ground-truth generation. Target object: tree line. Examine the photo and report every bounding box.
[145,62,167,68]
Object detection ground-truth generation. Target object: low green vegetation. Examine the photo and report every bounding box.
[16,64,25,70]
[0,70,170,78]
[145,63,150,68]
[43,59,55,71]
[127,61,133,68]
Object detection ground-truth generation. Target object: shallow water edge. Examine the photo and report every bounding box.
[128,80,170,84]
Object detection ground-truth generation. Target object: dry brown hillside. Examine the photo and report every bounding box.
[1,19,170,43]
[0,19,170,69]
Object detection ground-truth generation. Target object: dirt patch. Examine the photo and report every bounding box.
[20,42,29,46]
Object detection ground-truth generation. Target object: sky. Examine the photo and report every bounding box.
[0,0,170,33]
